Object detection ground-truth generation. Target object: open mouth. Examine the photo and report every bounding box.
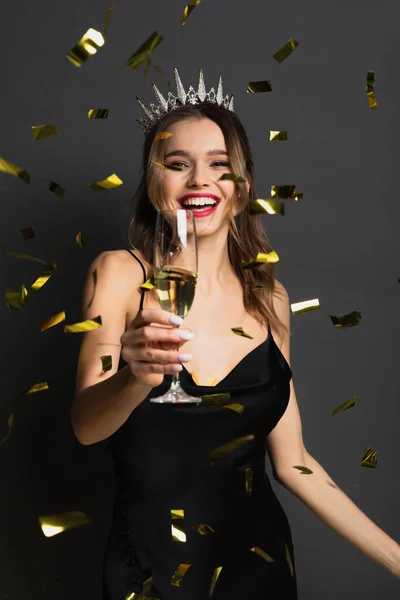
[179,197,221,212]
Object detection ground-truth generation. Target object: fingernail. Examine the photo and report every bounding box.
[178,353,192,362]
[172,364,183,372]
[169,314,184,326]
[178,330,195,340]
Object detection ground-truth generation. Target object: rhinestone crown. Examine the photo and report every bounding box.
[136,67,234,136]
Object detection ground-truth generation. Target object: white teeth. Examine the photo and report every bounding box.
[181,197,218,207]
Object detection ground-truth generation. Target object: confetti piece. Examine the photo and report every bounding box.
[192,524,216,535]
[101,355,112,373]
[40,311,66,332]
[291,298,320,314]
[126,593,160,600]
[140,275,155,290]
[218,173,246,183]
[271,185,301,199]
[329,311,361,328]
[332,396,356,416]
[250,546,275,563]
[20,382,49,395]
[248,199,285,215]
[247,81,272,93]
[49,181,65,199]
[182,0,203,25]
[152,64,170,87]
[139,574,153,595]
[119,31,163,70]
[38,511,92,537]
[270,130,288,141]
[5,284,30,310]
[0,413,14,446]
[231,327,253,339]
[171,563,192,586]
[273,38,299,64]
[76,232,87,248]
[245,467,253,495]
[104,3,116,36]
[209,566,222,597]
[241,251,279,270]
[20,226,35,240]
[154,131,173,141]
[32,124,60,140]
[366,70,379,109]
[31,263,56,291]
[88,109,109,119]
[171,509,186,542]
[151,161,183,171]
[64,315,102,333]
[198,392,231,406]
[87,173,123,190]
[87,268,98,309]
[7,252,47,264]
[361,447,377,468]
[66,28,105,68]
[0,157,30,184]
[285,542,294,577]
[293,465,313,475]
[209,434,255,464]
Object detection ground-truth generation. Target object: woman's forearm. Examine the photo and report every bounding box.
[277,452,400,579]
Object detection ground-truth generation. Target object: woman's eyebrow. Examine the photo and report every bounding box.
[164,149,228,159]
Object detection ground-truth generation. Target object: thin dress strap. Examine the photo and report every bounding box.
[124,248,147,312]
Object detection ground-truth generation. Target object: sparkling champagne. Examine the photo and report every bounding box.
[154,266,197,318]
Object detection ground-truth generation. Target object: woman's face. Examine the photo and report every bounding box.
[158,117,244,235]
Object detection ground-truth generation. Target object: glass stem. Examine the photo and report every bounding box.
[171,347,181,390]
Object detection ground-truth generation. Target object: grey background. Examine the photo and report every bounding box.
[1,0,399,597]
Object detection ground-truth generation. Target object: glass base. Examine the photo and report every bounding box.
[150,381,201,404]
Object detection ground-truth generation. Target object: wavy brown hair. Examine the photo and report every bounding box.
[124,102,288,337]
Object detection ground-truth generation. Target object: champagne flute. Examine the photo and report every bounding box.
[150,209,200,404]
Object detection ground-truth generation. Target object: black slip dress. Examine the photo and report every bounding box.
[102,249,298,600]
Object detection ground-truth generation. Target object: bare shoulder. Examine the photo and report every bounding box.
[271,279,291,345]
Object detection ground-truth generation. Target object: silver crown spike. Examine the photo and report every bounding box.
[174,68,187,105]
[136,96,156,123]
[197,69,206,102]
[228,95,234,111]
[151,82,168,113]
[216,75,224,106]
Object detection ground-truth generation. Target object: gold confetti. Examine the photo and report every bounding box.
[209,434,255,464]
[245,467,253,495]
[119,31,163,70]
[0,156,30,184]
[76,232,87,248]
[271,185,300,199]
[38,511,92,537]
[329,311,361,328]
[332,396,356,416]
[49,181,65,199]
[171,563,192,586]
[192,523,215,535]
[31,263,56,291]
[40,311,66,332]
[198,392,230,405]
[66,28,105,68]
[20,382,49,395]
[366,70,379,109]
[32,124,60,140]
[209,566,222,597]
[101,355,112,373]
[151,161,183,171]
[153,64,170,87]
[250,546,275,563]
[104,3,116,36]
[248,199,285,216]
[218,173,246,183]
[270,130,288,141]
[126,594,160,600]
[231,326,253,339]
[273,38,299,64]
[182,0,202,25]
[20,226,35,240]
[140,276,155,290]
[361,447,377,468]
[293,465,313,475]
[139,574,153,595]
[154,131,173,141]
[87,268,98,309]
[285,543,294,577]
[171,509,186,542]
[64,315,102,334]
[241,251,279,269]
[247,81,272,93]
[7,252,47,264]
[88,109,109,119]
[291,298,320,314]
[5,284,30,311]
[87,173,123,190]
[0,413,14,446]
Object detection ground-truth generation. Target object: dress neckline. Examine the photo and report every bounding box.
[180,332,272,388]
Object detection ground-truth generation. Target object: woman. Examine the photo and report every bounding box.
[71,70,400,599]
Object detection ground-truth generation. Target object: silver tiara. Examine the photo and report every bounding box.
[136,67,235,135]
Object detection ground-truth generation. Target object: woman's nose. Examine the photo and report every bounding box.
[187,166,210,187]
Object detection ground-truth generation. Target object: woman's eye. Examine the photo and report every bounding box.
[212,161,230,167]
[170,161,186,168]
